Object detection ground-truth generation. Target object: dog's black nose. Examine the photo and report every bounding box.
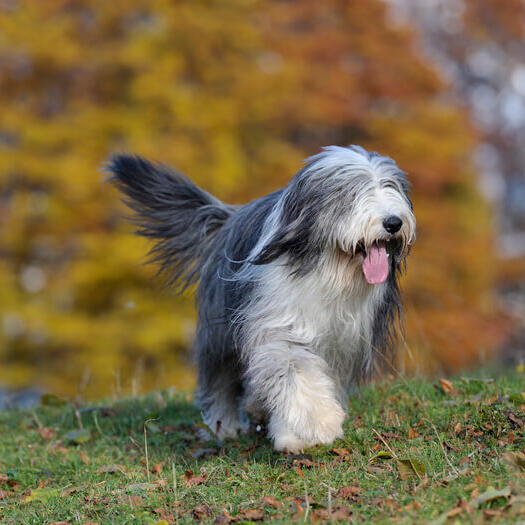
[383,215,402,234]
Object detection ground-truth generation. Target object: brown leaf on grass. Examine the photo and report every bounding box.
[126,495,143,506]
[0,489,15,499]
[292,457,314,469]
[239,509,264,521]
[331,506,353,520]
[262,495,282,508]
[48,522,70,525]
[38,427,57,440]
[153,508,175,524]
[294,466,304,478]
[408,428,417,440]
[214,511,234,524]
[50,440,69,454]
[458,456,469,466]
[507,413,524,428]
[330,448,351,457]
[78,450,90,464]
[439,378,454,394]
[336,486,361,501]
[184,470,207,486]
[503,451,525,472]
[380,431,403,440]
[153,462,164,475]
[192,504,212,520]
[311,507,353,522]
[443,441,461,453]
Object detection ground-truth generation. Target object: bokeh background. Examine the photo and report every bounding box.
[1,0,524,401]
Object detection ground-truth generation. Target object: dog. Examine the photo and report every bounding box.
[108,145,416,452]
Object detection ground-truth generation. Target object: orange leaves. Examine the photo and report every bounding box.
[439,378,454,394]
[0,0,502,400]
[183,470,206,487]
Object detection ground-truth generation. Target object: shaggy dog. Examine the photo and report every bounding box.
[109,145,416,452]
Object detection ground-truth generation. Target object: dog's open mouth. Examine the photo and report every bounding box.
[355,241,389,285]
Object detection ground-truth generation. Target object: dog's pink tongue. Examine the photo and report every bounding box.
[362,244,388,284]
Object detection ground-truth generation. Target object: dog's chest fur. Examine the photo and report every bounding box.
[246,254,387,390]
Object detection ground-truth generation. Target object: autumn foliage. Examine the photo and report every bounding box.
[0,0,505,397]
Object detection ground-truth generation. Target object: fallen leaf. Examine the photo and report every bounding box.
[294,467,304,478]
[78,450,90,464]
[483,509,502,518]
[292,457,314,469]
[97,465,125,475]
[330,448,351,457]
[239,508,264,521]
[503,451,525,472]
[192,504,212,520]
[331,506,352,520]
[214,512,234,524]
[50,441,69,454]
[369,450,393,464]
[408,428,417,440]
[61,484,89,497]
[508,413,524,428]
[470,486,511,508]
[153,462,164,475]
[38,427,57,440]
[40,394,67,407]
[184,470,206,486]
[397,458,426,480]
[439,378,453,394]
[336,486,361,501]
[24,487,61,503]
[64,429,90,444]
[262,495,282,508]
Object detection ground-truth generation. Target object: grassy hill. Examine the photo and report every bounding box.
[0,372,524,524]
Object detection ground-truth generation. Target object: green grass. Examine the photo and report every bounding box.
[0,372,524,524]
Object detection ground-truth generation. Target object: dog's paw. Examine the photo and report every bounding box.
[300,399,345,445]
[269,415,310,453]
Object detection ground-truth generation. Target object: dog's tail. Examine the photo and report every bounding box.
[107,154,234,292]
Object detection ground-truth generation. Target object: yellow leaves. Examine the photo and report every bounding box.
[0,0,502,398]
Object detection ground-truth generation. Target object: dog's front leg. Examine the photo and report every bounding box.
[245,342,345,453]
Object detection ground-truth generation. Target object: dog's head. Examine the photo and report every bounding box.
[252,145,416,284]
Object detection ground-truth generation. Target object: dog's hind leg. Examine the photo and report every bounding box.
[245,342,346,453]
[196,359,249,440]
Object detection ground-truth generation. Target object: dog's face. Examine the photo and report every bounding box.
[252,145,415,284]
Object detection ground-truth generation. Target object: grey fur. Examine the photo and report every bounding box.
[108,145,416,452]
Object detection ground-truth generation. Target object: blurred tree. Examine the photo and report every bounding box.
[0,0,506,397]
